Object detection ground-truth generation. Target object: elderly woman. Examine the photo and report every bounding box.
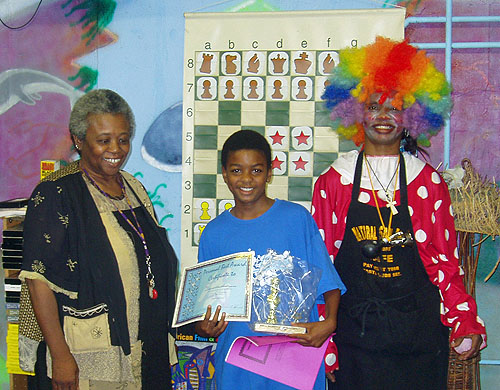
[312,37,486,389]
[20,89,177,390]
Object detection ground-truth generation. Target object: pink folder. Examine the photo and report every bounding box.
[225,335,328,390]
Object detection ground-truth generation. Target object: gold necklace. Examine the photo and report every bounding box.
[364,154,400,239]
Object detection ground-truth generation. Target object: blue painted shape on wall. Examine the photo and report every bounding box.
[141,101,183,172]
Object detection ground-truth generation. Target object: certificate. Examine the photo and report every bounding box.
[173,251,254,327]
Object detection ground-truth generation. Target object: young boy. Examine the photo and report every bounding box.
[194,129,345,390]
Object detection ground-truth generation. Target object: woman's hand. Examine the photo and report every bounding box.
[194,305,228,338]
[451,334,483,361]
[52,352,79,390]
[326,371,336,383]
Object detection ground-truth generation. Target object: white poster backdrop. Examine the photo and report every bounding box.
[182,9,405,267]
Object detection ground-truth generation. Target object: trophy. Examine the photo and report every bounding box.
[251,249,322,334]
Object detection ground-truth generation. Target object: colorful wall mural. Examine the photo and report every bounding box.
[1,0,499,389]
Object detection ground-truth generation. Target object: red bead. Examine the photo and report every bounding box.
[151,288,158,300]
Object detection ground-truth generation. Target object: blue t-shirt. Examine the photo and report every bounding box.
[198,199,345,390]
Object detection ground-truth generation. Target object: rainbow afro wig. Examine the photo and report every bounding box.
[322,36,452,147]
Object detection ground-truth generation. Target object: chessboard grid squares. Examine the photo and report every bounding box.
[265,101,290,126]
[218,101,241,125]
[194,100,218,125]
[267,175,289,200]
[194,125,218,149]
[289,101,315,127]
[241,101,266,126]
[193,174,217,199]
[193,149,218,174]
[190,48,347,246]
[313,127,339,153]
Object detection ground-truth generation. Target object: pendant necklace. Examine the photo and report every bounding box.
[364,154,400,239]
[364,155,400,215]
[82,168,158,300]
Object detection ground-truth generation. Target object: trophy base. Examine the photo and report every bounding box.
[253,323,307,334]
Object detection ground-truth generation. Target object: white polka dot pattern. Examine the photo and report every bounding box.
[431,257,438,264]
[332,211,338,224]
[319,229,325,241]
[431,213,436,223]
[358,191,370,203]
[439,254,448,262]
[311,205,315,215]
[431,172,441,184]
[415,229,427,243]
[408,205,413,216]
[447,316,459,324]
[334,240,342,249]
[434,200,442,210]
[450,205,454,216]
[455,248,459,259]
[321,189,327,199]
[340,175,350,186]
[417,186,429,199]
[438,270,445,283]
[325,353,337,366]
[319,315,325,321]
[477,316,485,327]
[445,229,450,241]
[457,302,470,311]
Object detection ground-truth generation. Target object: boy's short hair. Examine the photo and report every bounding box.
[221,129,272,169]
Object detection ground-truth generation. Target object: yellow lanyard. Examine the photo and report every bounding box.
[364,154,400,239]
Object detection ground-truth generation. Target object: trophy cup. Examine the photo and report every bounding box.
[251,250,322,334]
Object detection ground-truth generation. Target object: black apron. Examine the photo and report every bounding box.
[331,152,449,390]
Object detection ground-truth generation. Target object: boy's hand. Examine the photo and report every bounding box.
[287,317,336,348]
[195,305,228,338]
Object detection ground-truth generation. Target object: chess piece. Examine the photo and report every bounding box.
[247,79,259,99]
[322,53,336,74]
[271,79,283,99]
[295,79,308,99]
[200,201,211,220]
[294,52,312,74]
[201,79,212,99]
[200,53,213,74]
[224,79,235,99]
[271,54,286,74]
[247,53,260,73]
[225,54,237,74]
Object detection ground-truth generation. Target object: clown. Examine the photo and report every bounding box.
[312,37,486,390]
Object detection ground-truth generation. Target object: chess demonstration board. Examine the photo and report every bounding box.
[181,9,405,266]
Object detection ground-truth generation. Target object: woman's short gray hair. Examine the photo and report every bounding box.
[69,89,136,140]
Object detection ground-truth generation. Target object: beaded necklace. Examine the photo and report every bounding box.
[82,168,158,299]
